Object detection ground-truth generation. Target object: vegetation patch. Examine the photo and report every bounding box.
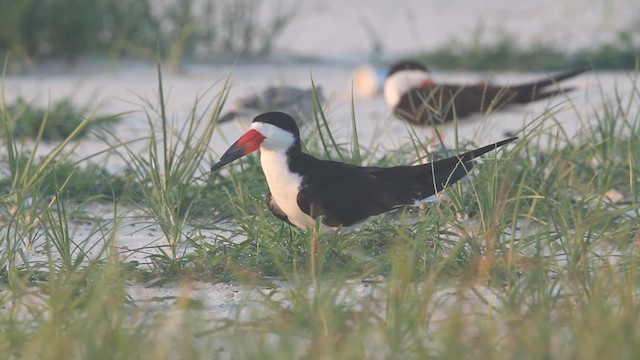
[3,96,122,140]
[402,24,640,70]
[0,0,296,71]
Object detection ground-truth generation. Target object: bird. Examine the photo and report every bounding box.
[211,111,517,250]
[383,60,586,127]
[218,85,325,126]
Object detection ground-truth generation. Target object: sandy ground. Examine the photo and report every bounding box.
[2,0,639,345]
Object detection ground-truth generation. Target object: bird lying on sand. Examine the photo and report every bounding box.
[384,60,586,127]
[218,85,325,127]
[211,111,517,250]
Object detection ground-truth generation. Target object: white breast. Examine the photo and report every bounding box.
[260,149,317,229]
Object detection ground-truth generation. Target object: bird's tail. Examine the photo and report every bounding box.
[426,136,518,193]
[449,136,519,163]
[512,68,587,104]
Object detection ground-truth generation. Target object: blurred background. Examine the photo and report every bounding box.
[1,0,639,72]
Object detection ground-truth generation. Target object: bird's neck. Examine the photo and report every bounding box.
[260,147,316,229]
[260,148,292,181]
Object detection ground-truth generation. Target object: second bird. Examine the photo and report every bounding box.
[384,60,586,127]
[218,85,324,127]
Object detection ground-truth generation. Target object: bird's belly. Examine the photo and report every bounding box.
[261,151,317,229]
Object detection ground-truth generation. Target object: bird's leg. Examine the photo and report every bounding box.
[429,124,446,148]
[312,228,318,253]
[309,208,323,254]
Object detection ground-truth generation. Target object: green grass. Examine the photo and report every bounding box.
[3,96,123,141]
[1,68,640,358]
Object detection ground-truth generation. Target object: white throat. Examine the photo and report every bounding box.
[384,69,431,107]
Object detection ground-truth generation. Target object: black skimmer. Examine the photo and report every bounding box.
[384,60,586,126]
[218,85,325,126]
[211,112,517,235]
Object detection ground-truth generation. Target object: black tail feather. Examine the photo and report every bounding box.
[512,68,587,103]
[360,137,517,201]
[427,136,517,193]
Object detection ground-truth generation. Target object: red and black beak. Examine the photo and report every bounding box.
[211,129,266,172]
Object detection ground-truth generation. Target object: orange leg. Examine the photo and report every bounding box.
[429,125,446,146]
[312,228,318,253]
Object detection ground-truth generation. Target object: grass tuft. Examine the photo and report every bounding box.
[3,96,122,141]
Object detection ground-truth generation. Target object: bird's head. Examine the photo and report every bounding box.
[211,111,301,172]
[383,60,433,107]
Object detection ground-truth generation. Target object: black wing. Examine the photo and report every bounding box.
[396,84,501,125]
[296,163,419,227]
[295,137,517,227]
